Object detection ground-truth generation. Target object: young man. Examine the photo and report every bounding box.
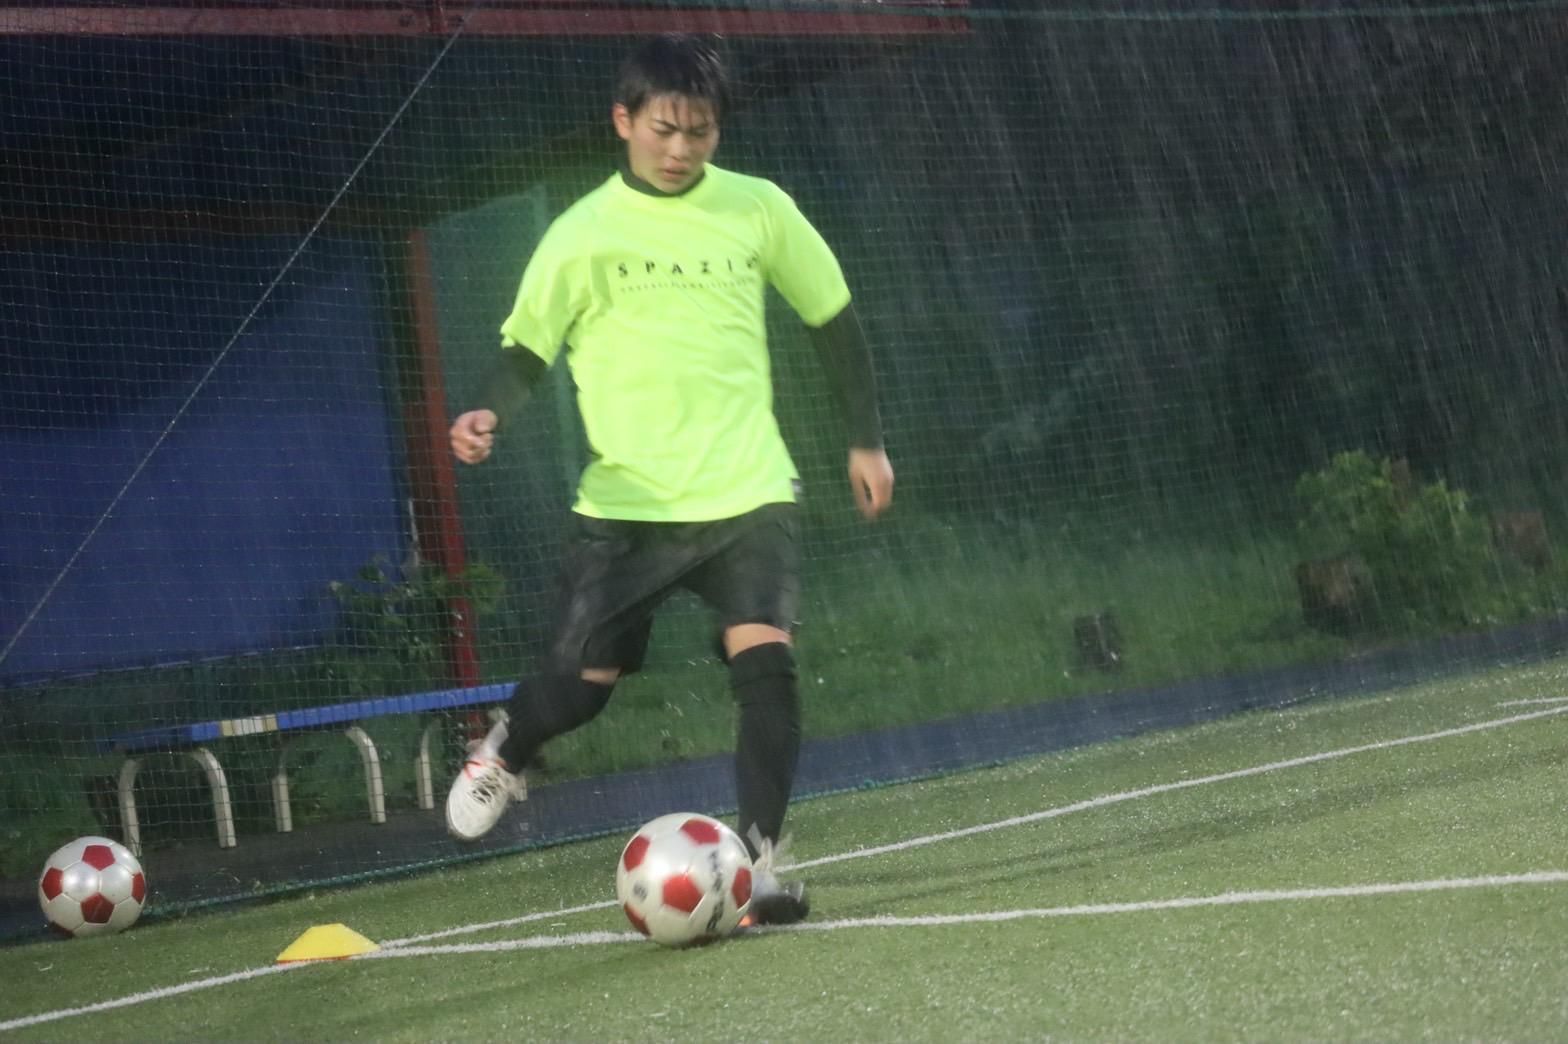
[444,34,893,926]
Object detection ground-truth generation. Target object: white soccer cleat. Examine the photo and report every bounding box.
[445,720,525,841]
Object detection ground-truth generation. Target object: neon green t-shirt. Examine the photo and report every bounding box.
[498,164,851,522]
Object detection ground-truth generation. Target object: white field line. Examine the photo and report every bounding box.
[5,701,1567,1033]
[363,870,1568,955]
[789,702,1568,870]
[774,871,1568,932]
[379,700,1568,949]
[11,871,1568,1034]
[383,898,619,947]
[0,963,304,1032]
[363,929,645,958]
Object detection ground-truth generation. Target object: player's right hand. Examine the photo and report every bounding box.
[450,409,499,465]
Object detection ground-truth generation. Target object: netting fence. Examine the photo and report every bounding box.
[5,0,1568,934]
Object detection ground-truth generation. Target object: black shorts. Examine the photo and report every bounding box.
[546,502,801,676]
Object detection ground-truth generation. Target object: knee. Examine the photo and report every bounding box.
[540,646,618,691]
[537,672,614,732]
[728,641,796,696]
[722,623,791,663]
[570,674,615,715]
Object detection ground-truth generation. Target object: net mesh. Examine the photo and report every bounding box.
[6,0,1568,933]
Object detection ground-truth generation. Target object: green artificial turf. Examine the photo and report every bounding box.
[5,656,1568,1040]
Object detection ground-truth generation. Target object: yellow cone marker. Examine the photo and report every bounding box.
[276,923,380,963]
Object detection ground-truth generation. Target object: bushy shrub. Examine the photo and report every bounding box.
[325,557,504,696]
[1295,451,1494,629]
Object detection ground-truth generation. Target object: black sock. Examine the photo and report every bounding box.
[729,642,800,857]
[497,674,613,769]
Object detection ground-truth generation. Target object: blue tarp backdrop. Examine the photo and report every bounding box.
[0,234,408,682]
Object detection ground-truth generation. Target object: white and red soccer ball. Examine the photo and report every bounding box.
[37,836,147,938]
[616,813,752,946]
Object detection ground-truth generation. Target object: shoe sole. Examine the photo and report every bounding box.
[742,888,810,927]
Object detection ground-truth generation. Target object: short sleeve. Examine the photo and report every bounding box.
[761,184,852,328]
[497,219,587,365]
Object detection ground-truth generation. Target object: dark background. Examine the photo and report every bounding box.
[4,4,1567,681]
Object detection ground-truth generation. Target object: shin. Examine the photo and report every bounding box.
[729,641,800,855]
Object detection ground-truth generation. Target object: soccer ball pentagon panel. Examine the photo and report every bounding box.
[616,813,752,946]
[38,836,147,938]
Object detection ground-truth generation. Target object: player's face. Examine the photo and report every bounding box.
[613,93,719,194]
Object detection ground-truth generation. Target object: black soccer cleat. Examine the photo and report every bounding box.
[745,877,810,926]
[738,834,810,928]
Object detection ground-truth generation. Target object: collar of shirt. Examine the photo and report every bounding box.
[616,158,707,199]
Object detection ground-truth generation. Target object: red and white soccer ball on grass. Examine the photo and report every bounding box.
[616,813,753,946]
[38,836,147,938]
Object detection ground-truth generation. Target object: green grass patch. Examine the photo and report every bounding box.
[539,534,1350,778]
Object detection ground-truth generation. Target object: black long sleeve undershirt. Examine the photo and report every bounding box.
[470,302,882,449]
[471,346,548,430]
[808,301,884,450]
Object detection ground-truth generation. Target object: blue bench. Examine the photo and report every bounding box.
[99,682,512,855]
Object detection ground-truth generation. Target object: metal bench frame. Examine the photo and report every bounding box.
[100,682,512,855]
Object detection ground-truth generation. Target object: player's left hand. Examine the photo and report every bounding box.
[847,447,894,520]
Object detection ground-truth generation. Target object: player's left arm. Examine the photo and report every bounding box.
[808,304,894,520]
[762,184,894,520]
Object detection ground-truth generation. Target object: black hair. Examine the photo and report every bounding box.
[615,34,728,121]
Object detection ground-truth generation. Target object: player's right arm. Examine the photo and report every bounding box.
[449,347,549,464]
[454,207,589,465]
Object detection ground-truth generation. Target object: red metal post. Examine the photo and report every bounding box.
[401,228,482,690]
